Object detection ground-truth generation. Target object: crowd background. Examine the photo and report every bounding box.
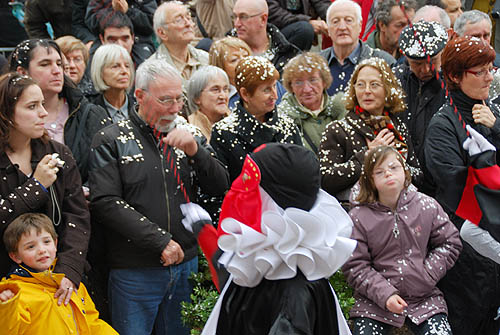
[1,0,500,334]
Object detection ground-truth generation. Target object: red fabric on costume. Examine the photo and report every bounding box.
[217,155,263,236]
[197,224,223,291]
[456,165,500,225]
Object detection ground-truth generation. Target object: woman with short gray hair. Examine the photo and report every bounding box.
[187,66,230,140]
[90,44,135,123]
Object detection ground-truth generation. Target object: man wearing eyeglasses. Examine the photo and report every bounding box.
[88,58,229,335]
[320,0,395,95]
[230,0,300,74]
[149,1,208,88]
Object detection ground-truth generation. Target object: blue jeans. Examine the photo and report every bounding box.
[108,257,198,335]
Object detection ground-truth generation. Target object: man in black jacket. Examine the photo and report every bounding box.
[394,20,448,196]
[266,0,330,51]
[88,58,229,335]
[230,0,300,75]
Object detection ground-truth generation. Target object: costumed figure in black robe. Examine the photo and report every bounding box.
[181,143,357,334]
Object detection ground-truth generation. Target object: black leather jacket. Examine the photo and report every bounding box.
[89,111,229,268]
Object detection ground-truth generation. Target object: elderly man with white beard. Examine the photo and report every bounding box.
[88,58,229,335]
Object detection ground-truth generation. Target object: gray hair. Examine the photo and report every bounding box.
[91,44,134,93]
[153,1,185,41]
[454,10,491,36]
[375,0,417,27]
[413,5,451,29]
[135,58,182,91]
[187,66,229,113]
[326,0,362,25]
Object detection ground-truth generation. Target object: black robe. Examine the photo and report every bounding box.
[216,272,339,335]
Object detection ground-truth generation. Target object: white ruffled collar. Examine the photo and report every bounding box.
[217,187,357,287]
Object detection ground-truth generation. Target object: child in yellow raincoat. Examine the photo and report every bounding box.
[0,213,117,335]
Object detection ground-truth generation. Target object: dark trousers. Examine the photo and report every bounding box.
[280,21,315,51]
[353,314,452,335]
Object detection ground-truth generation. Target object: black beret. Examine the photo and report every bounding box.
[399,21,448,59]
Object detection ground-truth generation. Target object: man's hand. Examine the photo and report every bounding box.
[163,128,198,157]
[160,239,185,266]
[55,277,77,306]
[309,19,328,35]
[112,0,128,13]
[386,294,408,314]
[0,289,14,302]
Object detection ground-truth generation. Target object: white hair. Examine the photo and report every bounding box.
[91,44,134,93]
[153,1,185,41]
[454,10,491,36]
[135,58,182,91]
[413,5,451,29]
[187,66,229,113]
[326,0,362,25]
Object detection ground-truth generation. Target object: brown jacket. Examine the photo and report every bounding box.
[319,110,422,200]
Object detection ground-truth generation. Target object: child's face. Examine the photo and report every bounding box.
[372,152,406,197]
[9,229,57,272]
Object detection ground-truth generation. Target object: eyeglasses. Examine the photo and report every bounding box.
[231,13,263,22]
[205,86,230,94]
[291,77,322,88]
[145,91,186,108]
[329,16,356,27]
[465,67,495,78]
[166,13,194,26]
[354,81,384,92]
[66,55,84,65]
[373,164,403,178]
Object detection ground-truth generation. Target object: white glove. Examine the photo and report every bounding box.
[180,202,212,233]
[463,125,496,156]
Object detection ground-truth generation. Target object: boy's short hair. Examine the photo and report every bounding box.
[3,213,57,253]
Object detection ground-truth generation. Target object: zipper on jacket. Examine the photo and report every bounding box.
[151,134,171,233]
[69,303,81,335]
[392,211,400,239]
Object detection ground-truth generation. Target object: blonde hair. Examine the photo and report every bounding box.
[209,37,252,70]
[55,35,89,64]
[282,52,332,92]
[344,57,406,114]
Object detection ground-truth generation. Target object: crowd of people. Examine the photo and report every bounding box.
[1,0,500,334]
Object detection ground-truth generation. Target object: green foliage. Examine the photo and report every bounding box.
[329,270,355,319]
[181,253,219,335]
[181,252,355,334]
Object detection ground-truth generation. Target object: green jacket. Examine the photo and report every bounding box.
[277,91,346,154]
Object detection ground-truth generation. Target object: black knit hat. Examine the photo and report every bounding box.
[399,21,448,59]
[250,143,320,211]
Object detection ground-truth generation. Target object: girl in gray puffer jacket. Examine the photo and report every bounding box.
[342,146,462,335]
